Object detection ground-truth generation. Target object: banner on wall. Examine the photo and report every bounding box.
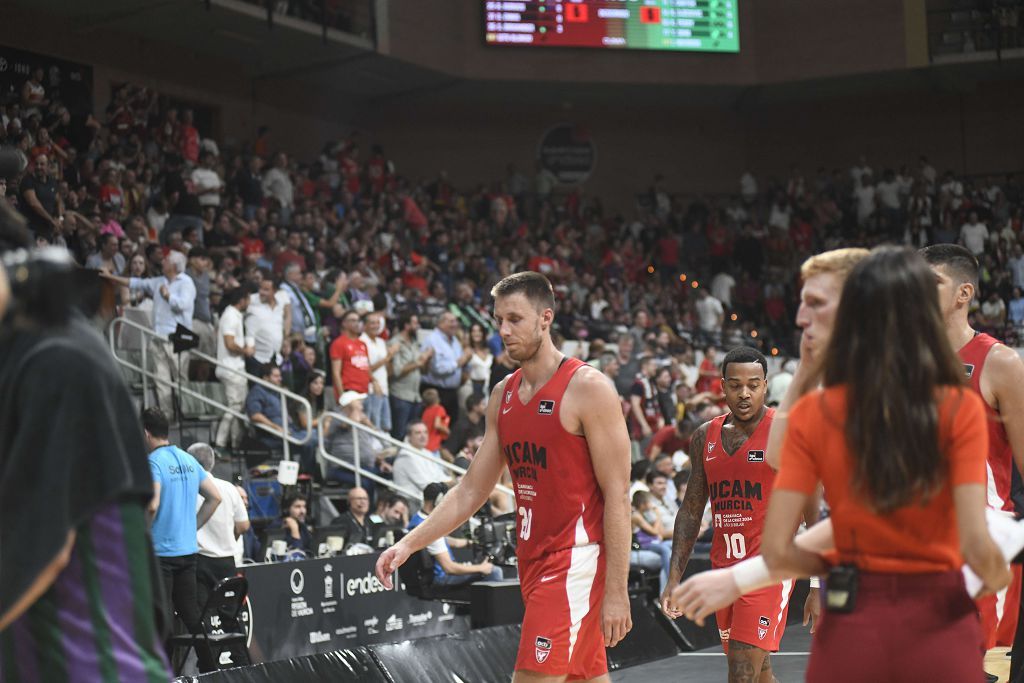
[0,46,93,115]
[537,123,596,185]
[241,554,470,663]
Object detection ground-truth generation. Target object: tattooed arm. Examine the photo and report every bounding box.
[660,421,711,618]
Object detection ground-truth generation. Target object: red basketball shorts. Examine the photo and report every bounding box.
[976,563,1022,649]
[515,543,607,680]
[716,579,794,653]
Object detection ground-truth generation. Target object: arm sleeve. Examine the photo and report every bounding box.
[947,389,989,486]
[426,537,448,556]
[245,389,261,418]
[130,277,157,296]
[167,277,196,314]
[230,486,249,523]
[774,394,822,495]
[149,457,163,485]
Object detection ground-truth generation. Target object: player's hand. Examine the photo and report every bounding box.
[671,568,742,627]
[660,584,682,620]
[375,542,411,590]
[803,587,820,634]
[602,591,632,647]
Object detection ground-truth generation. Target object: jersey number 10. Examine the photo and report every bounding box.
[519,507,533,541]
[723,532,747,560]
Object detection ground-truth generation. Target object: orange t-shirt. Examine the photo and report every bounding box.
[776,385,988,574]
[421,404,450,453]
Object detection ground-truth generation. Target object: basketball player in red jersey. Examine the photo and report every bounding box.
[375,271,632,682]
[663,346,791,683]
[923,245,1024,661]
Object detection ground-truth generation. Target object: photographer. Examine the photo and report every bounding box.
[0,204,171,680]
[415,483,503,588]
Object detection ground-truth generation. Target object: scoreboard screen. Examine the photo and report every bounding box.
[484,1,739,53]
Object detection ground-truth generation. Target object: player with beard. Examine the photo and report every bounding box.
[376,271,632,682]
[662,345,790,683]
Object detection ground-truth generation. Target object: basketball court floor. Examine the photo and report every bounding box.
[612,629,1012,682]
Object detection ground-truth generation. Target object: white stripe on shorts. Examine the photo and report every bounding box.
[566,508,598,662]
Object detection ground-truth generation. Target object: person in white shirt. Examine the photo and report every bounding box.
[245,277,290,370]
[392,422,451,514]
[214,288,255,449]
[695,289,725,345]
[710,271,736,309]
[960,211,989,256]
[262,152,294,223]
[101,250,196,416]
[188,443,250,607]
[190,152,222,209]
[854,173,876,226]
[360,310,395,433]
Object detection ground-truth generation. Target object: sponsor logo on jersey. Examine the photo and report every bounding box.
[538,400,555,415]
[708,442,716,453]
[758,615,770,640]
[535,636,552,663]
[714,514,722,528]
[504,441,549,481]
[506,390,513,404]
[710,479,764,512]
[747,450,765,463]
[964,363,975,379]
[718,628,731,643]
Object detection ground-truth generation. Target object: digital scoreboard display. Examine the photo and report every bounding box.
[484,1,739,53]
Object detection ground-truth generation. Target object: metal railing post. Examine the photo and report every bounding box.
[141,336,149,408]
[353,427,361,488]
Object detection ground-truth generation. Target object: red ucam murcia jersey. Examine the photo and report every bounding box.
[959,332,1015,513]
[704,408,776,569]
[497,357,605,563]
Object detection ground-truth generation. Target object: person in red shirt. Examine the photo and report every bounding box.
[179,109,200,165]
[377,271,633,680]
[420,388,450,455]
[662,347,793,680]
[760,247,1006,682]
[273,230,307,275]
[329,309,370,400]
[696,345,723,396]
[645,420,691,461]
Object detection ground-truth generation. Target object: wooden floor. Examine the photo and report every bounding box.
[987,647,1011,683]
[613,638,1015,682]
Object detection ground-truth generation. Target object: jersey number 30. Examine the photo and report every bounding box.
[518,507,533,541]
[724,533,747,560]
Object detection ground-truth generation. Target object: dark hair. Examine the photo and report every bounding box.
[423,482,449,507]
[141,407,170,438]
[920,244,980,292]
[721,346,767,379]
[645,470,669,486]
[222,285,249,308]
[261,362,279,378]
[824,246,966,513]
[395,309,417,332]
[630,459,651,483]
[465,393,485,412]
[281,494,308,518]
[490,271,555,312]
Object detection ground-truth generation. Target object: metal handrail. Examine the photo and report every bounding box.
[107,315,313,461]
[318,410,515,502]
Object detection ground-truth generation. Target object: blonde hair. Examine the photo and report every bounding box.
[800,248,870,281]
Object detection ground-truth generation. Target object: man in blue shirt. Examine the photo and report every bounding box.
[420,311,472,423]
[142,408,221,672]
[245,362,316,475]
[102,250,197,416]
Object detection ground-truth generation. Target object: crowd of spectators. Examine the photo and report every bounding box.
[4,74,1024,517]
